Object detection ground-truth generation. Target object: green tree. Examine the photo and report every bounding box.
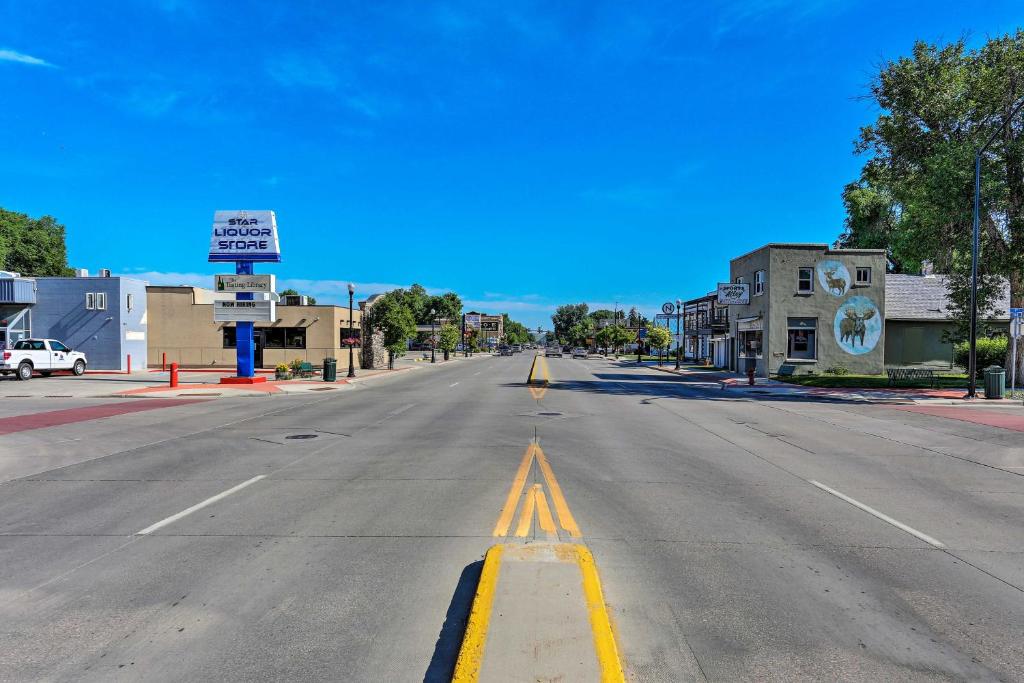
[841,33,1024,379]
[366,290,416,369]
[0,208,74,276]
[597,324,633,357]
[438,323,460,360]
[646,326,672,365]
[279,288,317,305]
[402,284,431,323]
[552,303,589,344]
[424,292,462,325]
[502,314,530,345]
[565,318,594,347]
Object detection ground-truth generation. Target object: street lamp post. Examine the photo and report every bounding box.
[674,299,682,371]
[347,283,356,378]
[430,308,437,363]
[967,95,1024,399]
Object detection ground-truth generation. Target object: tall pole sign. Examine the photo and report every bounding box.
[208,210,281,381]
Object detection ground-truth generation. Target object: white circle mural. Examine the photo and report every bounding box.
[817,260,851,296]
[833,296,881,355]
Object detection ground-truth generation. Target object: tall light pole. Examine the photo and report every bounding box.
[347,283,356,378]
[967,95,1024,398]
[430,307,437,363]
[674,299,682,370]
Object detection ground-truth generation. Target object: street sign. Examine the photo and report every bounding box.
[214,300,276,322]
[661,302,674,315]
[215,274,275,294]
[208,210,281,263]
[1011,307,1023,319]
[717,282,749,305]
[638,327,647,339]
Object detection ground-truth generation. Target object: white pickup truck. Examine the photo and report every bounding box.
[1,339,88,380]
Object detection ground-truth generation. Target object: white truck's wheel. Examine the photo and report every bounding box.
[72,359,86,376]
[16,362,32,381]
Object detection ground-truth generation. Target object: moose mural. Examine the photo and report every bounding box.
[833,296,881,355]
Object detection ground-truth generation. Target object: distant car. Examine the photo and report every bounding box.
[571,347,588,359]
[1,339,87,380]
[512,344,522,353]
[545,347,562,357]
[499,346,514,356]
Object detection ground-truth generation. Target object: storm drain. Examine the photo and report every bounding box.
[285,434,319,440]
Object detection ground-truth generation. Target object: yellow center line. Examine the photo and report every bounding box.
[492,444,536,537]
[534,487,557,536]
[574,545,626,682]
[514,485,539,537]
[534,444,581,537]
[451,544,505,682]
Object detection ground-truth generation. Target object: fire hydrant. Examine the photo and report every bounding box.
[747,367,755,386]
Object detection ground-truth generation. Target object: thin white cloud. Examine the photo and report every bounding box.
[0,48,55,68]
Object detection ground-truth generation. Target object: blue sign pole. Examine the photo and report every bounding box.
[235,261,255,377]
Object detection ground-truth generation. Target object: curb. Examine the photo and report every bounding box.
[452,543,625,682]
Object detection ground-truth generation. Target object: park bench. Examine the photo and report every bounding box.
[775,364,796,378]
[298,362,315,378]
[886,367,937,388]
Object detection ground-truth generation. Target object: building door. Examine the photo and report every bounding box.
[253,330,265,369]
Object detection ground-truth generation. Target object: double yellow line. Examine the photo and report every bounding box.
[492,442,580,538]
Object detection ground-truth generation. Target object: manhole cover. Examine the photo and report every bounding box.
[285,434,319,440]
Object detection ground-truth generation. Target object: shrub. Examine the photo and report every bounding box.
[953,337,1008,376]
[824,366,850,375]
[289,358,304,373]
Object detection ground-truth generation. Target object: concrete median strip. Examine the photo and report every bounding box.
[453,542,624,682]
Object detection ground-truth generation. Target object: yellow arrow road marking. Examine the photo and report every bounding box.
[492,443,536,537]
[514,485,539,537]
[535,444,581,537]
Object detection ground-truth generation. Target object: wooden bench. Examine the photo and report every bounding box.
[886,367,937,387]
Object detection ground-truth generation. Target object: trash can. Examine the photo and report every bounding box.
[322,357,337,382]
[984,365,1005,399]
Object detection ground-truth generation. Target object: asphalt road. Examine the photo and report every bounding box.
[0,354,1021,681]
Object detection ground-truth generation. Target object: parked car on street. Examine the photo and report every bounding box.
[545,346,562,357]
[571,347,588,359]
[0,339,87,380]
[499,345,514,356]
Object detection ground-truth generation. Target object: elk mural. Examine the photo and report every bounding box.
[839,306,875,347]
[823,268,847,296]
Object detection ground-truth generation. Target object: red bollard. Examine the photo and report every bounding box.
[162,352,166,372]
[170,362,179,388]
[127,354,131,374]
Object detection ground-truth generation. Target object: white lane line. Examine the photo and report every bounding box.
[809,480,946,548]
[136,475,267,535]
[449,382,460,387]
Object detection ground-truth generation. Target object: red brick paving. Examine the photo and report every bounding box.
[895,404,1024,432]
[0,399,208,435]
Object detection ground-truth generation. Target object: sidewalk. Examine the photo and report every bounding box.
[642,362,1016,406]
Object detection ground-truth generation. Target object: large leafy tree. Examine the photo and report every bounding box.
[551,303,589,344]
[501,314,530,345]
[366,289,417,368]
[438,323,460,358]
[0,208,74,276]
[425,292,462,325]
[841,33,1024,379]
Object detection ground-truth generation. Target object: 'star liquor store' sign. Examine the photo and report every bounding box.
[208,210,281,262]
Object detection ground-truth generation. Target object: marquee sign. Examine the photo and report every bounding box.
[214,300,276,322]
[215,274,275,294]
[717,282,749,305]
[208,210,281,263]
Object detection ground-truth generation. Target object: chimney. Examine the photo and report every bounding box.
[921,260,935,278]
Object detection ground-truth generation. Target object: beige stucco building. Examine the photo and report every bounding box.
[147,286,361,369]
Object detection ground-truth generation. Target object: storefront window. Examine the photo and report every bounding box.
[739,330,762,357]
[787,318,816,360]
[223,327,236,348]
[285,328,305,348]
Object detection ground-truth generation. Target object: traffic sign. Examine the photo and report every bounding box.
[661,302,674,315]
[638,327,647,339]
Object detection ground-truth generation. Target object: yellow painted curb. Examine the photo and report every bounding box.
[574,545,626,683]
[451,544,505,682]
[527,354,550,385]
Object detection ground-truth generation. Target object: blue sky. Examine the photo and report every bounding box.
[1,1,1020,329]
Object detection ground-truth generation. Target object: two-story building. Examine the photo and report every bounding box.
[682,293,729,364]
[728,244,887,376]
